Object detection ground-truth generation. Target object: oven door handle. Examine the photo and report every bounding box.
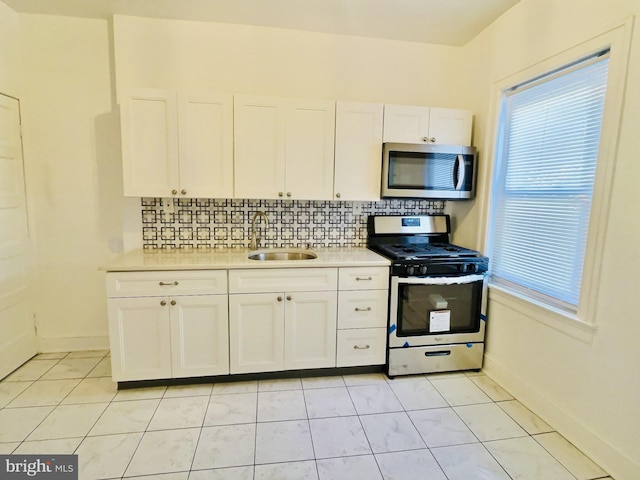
[395,274,485,286]
[454,154,466,190]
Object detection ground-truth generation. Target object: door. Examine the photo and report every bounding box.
[229,293,285,374]
[0,94,36,380]
[107,297,172,382]
[333,101,384,201]
[170,295,229,377]
[284,291,337,370]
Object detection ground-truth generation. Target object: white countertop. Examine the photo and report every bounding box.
[103,247,391,272]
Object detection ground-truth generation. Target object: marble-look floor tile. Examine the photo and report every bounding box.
[8,379,80,407]
[359,412,425,453]
[13,437,82,454]
[192,423,256,470]
[125,473,189,480]
[61,377,117,404]
[497,400,554,434]
[375,449,448,480]
[388,376,448,410]
[164,384,213,398]
[40,357,102,380]
[301,376,346,389]
[534,432,607,480]
[89,399,160,435]
[348,384,403,415]
[66,350,109,358]
[211,381,258,395]
[27,402,108,440]
[257,390,307,422]
[454,403,528,441]
[429,377,492,406]
[254,460,318,480]
[317,455,382,480]
[76,432,142,480]
[469,375,514,401]
[342,373,388,386]
[431,443,511,480]
[3,359,59,381]
[147,396,209,430]
[204,392,257,426]
[0,381,32,408]
[255,420,314,465]
[303,387,356,418]
[258,378,302,391]
[125,428,200,477]
[0,406,54,442]
[485,436,576,480]
[409,408,478,448]
[309,416,371,459]
[86,357,112,378]
[188,466,253,480]
[113,386,167,401]
[0,443,18,454]
[34,352,68,360]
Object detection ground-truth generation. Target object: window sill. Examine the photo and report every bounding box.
[488,283,598,344]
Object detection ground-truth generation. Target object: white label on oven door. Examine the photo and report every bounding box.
[429,310,451,333]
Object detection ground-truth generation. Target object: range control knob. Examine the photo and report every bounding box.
[419,265,428,275]
[406,265,415,276]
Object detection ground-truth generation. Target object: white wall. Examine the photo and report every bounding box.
[0,2,21,96]
[458,0,640,478]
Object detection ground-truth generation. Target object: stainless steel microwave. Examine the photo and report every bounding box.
[381,143,477,200]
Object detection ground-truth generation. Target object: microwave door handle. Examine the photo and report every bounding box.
[455,154,466,190]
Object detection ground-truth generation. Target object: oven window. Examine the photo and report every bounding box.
[396,281,482,336]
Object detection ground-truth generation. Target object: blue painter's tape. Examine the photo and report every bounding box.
[466,343,473,348]
[389,324,397,334]
[480,314,487,322]
[402,342,410,348]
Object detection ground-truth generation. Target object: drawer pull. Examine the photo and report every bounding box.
[355,307,372,312]
[355,276,373,281]
[353,344,371,350]
[159,281,179,286]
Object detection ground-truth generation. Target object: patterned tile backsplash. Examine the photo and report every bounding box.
[141,198,445,249]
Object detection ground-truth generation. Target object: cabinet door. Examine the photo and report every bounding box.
[334,101,384,201]
[234,95,286,199]
[178,92,234,198]
[338,290,388,329]
[170,295,229,377]
[336,328,387,367]
[284,291,337,370]
[121,88,179,197]
[428,107,473,146]
[229,293,285,374]
[108,297,172,381]
[383,104,430,143]
[284,99,335,200]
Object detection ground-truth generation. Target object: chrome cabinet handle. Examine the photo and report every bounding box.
[355,307,372,312]
[286,192,292,197]
[286,295,292,301]
[278,192,284,197]
[160,300,167,306]
[159,281,179,286]
[171,189,178,195]
[355,276,372,281]
[277,296,283,302]
[335,193,341,198]
[353,344,370,350]
[170,300,176,306]
[181,189,187,195]
[430,137,436,143]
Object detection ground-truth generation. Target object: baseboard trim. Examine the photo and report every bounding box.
[483,353,639,480]
[38,335,110,353]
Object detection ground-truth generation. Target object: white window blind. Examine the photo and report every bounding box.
[489,51,609,308]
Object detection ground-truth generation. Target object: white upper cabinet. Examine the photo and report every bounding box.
[120,88,233,198]
[234,95,335,200]
[383,104,472,146]
[333,101,384,201]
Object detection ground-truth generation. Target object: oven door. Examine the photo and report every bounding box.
[389,274,486,348]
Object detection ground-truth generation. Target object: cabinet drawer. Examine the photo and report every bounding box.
[229,268,338,294]
[336,328,387,367]
[339,267,389,290]
[338,290,388,329]
[106,270,227,297]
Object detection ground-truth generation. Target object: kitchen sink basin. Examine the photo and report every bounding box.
[248,248,318,261]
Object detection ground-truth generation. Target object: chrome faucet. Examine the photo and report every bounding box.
[249,211,269,250]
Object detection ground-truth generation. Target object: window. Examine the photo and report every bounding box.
[488,51,610,310]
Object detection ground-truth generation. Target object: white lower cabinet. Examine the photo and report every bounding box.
[106,271,229,382]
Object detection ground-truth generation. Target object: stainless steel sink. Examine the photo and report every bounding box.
[248,248,317,261]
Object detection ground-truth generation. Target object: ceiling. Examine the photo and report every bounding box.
[2,0,520,46]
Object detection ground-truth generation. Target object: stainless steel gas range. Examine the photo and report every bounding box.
[366,214,489,377]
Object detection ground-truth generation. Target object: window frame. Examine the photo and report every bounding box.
[479,21,632,337]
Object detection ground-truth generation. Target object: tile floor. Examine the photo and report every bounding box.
[0,351,613,480]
